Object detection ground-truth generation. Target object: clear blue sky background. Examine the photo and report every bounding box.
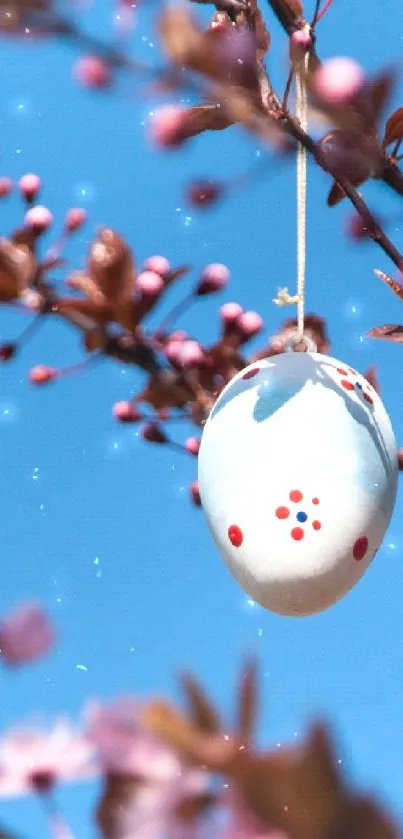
[0,0,403,836]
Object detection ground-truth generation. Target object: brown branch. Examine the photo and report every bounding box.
[266,0,403,201]
[283,111,403,268]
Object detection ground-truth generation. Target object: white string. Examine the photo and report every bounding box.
[273,51,309,344]
[295,53,308,340]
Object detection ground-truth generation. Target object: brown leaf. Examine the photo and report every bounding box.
[374,268,403,300]
[398,449,403,470]
[180,104,235,139]
[181,673,221,734]
[237,658,258,742]
[382,106,403,149]
[367,324,403,342]
[248,0,271,59]
[367,69,396,127]
[87,228,136,302]
[0,238,36,301]
[331,795,400,839]
[159,5,205,69]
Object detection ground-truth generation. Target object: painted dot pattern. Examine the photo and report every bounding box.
[335,367,374,407]
[228,524,243,548]
[242,367,260,380]
[275,489,322,540]
[353,536,368,561]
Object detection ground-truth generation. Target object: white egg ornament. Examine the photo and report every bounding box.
[198,351,399,616]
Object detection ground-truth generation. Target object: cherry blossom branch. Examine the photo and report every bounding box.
[282,110,403,268]
[266,0,403,200]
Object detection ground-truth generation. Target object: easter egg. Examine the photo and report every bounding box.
[198,351,398,616]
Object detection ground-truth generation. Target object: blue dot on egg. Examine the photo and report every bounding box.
[356,382,362,390]
[297,511,308,523]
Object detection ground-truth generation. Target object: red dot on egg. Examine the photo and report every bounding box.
[364,392,374,405]
[276,506,290,519]
[312,497,320,505]
[353,536,368,561]
[341,379,355,391]
[290,490,303,503]
[312,520,321,531]
[291,527,304,541]
[228,525,243,548]
[337,367,348,375]
[242,367,259,380]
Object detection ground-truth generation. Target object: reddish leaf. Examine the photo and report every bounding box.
[374,268,403,300]
[398,449,403,470]
[87,228,136,302]
[181,673,221,734]
[367,69,396,126]
[237,658,258,741]
[367,324,403,342]
[382,107,403,149]
[266,0,304,34]
[363,365,380,394]
[179,104,235,139]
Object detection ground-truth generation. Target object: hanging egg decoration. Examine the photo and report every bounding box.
[198,350,399,617]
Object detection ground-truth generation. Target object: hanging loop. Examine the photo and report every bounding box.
[284,333,317,354]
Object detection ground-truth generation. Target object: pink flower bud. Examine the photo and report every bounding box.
[136,270,164,296]
[220,302,243,323]
[18,173,41,203]
[29,365,58,385]
[24,205,53,233]
[149,105,186,148]
[237,310,264,339]
[165,339,183,365]
[73,55,112,89]
[290,28,312,61]
[143,255,170,277]
[0,602,55,666]
[185,437,200,456]
[314,57,365,104]
[177,340,206,368]
[65,207,87,233]
[0,177,13,198]
[113,401,142,422]
[190,480,201,507]
[197,263,230,296]
[141,422,167,444]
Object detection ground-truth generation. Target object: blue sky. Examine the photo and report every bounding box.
[1,0,403,835]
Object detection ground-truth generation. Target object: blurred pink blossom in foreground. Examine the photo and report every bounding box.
[0,722,97,797]
[0,602,55,666]
[86,697,210,838]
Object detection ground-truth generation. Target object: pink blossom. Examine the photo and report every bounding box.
[85,699,209,838]
[313,57,365,104]
[143,255,170,276]
[185,437,200,456]
[0,722,97,797]
[64,208,87,233]
[176,340,206,368]
[237,311,264,339]
[0,602,55,666]
[0,178,13,198]
[220,302,243,324]
[18,174,41,202]
[113,401,142,422]
[149,106,186,148]
[197,263,230,296]
[24,205,53,232]
[73,55,112,89]
[29,365,58,385]
[289,29,312,61]
[136,271,164,296]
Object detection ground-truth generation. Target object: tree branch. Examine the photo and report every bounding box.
[266,0,403,201]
